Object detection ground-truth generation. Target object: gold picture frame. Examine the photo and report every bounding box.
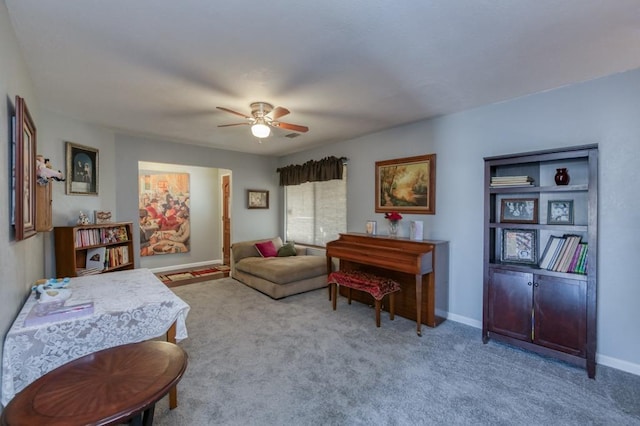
[375,154,436,214]
[14,96,37,241]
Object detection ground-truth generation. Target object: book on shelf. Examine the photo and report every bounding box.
[539,235,587,274]
[556,235,581,272]
[539,236,563,270]
[490,176,534,187]
[85,247,106,271]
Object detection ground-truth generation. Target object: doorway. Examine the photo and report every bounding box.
[222,174,231,265]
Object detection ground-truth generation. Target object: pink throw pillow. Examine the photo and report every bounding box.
[255,240,277,258]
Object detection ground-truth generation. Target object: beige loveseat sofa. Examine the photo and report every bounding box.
[231,237,328,299]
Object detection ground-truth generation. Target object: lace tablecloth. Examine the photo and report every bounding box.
[1,268,190,406]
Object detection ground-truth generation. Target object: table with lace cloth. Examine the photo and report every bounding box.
[1,268,190,407]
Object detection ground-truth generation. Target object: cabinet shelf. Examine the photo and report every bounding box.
[489,223,588,232]
[483,144,597,378]
[487,261,588,281]
[489,184,588,194]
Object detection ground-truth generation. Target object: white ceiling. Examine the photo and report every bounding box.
[5,0,640,156]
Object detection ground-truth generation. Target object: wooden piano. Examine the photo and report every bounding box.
[326,233,449,336]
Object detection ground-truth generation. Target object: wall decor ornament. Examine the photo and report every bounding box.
[375,154,436,214]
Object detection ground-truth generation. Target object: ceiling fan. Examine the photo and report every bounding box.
[217,102,309,139]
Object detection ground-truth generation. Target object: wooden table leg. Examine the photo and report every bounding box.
[166,322,178,409]
[415,274,422,336]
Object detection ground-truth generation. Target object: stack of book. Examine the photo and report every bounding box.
[539,235,588,274]
[490,176,534,187]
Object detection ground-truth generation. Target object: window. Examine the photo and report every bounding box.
[285,167,346,246]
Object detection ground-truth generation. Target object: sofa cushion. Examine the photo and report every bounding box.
[232,237,283,262]
[235,256,326,285]
[255,240,278,258]
[277,241,297,257]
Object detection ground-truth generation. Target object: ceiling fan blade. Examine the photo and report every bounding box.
[218,123,250,127]
[216,106,251,119]
[275,122,309,133]
[267,106,290,120]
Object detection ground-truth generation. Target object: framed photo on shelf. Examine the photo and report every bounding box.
[375,153,436,215]
[365,220,377,235]
[66,142,99,196]
[247,189,269,209]
[94,210,113,224]
[547,200,574,225]
[501,228,537,264]
[500,198,538,224]
[13,96,37,241]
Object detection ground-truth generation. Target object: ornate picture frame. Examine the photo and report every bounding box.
[547,200,574,225]
[247,189,269,209]
[375,154,436,214]
[66,142,99,195]
[501,228,537,264]
[14,96,37,241]
[500,198,538,224]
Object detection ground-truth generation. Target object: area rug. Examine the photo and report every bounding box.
[155,265,229,286]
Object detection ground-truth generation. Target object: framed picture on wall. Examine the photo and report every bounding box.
[66,142,99,195]
[247,189,269,209]
[13,95,37,241]
[375,154,436,215]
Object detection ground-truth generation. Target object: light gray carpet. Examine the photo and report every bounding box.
[153,278,640,425]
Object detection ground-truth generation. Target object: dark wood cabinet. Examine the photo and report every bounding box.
[487,268,586,355]
[483,145,597,378]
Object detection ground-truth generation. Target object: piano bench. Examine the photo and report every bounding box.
[328,270,401,327]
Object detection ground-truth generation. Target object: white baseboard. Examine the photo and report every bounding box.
[150,259,222,274]
[596,354,640,376]
[443,312,640,377]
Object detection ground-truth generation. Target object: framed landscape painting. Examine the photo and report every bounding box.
[375,153,436,214]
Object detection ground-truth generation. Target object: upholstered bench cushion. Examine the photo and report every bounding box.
[236,256,326,285]
[328,270,401,300]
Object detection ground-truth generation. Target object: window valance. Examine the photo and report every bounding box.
[277,156,347,186]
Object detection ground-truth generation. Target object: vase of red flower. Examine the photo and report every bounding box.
[384,211,403,237]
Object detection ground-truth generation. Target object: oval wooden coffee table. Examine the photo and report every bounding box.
[1,341,187,426]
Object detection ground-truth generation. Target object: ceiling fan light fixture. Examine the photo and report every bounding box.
[251,122,271,138]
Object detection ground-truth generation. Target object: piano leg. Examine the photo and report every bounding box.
[415,274,422,336]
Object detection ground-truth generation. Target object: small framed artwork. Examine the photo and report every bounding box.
[247,189,269,209]
[500,198,538,224]
[94,210,113,224]
[547,200,574,225]
[66,142,99,195]
[501,229,537,264]
[365,220,377,235]
[375,153,436,215]
[14,96,37,241]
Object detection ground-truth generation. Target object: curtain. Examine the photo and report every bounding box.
[277,156,346,186]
